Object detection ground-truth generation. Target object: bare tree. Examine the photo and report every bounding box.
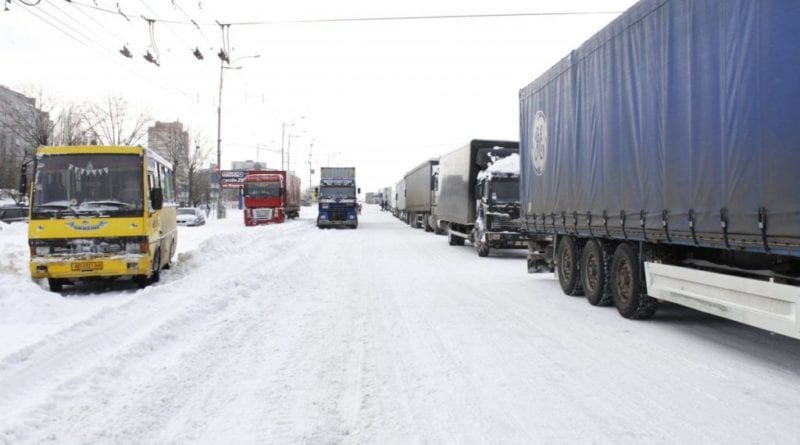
[86,93,151,146]
[187,134,212,206]
[54,103,91,146]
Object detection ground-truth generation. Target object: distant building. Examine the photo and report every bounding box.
[0,85,51,191]
[148,121,190,203]
[231,160,268,171]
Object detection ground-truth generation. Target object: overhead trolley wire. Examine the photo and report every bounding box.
[65,1,624,26]
[17,2,203,103]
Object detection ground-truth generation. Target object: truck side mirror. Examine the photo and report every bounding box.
[357,187,361,194]
[150,187,164,210]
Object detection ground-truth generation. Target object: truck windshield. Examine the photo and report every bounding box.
[244,182,280,198]
[490,180,519,203]
[31,154,143,219]
[320,186,355,199]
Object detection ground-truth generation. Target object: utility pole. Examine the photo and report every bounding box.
[307,139,315,198]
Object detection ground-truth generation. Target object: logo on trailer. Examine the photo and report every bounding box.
[532,110,547,176]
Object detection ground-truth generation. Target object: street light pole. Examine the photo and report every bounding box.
[308,139,314,198]
[214,54,259,219]
[280,116,305,172]
[216,59,225,219]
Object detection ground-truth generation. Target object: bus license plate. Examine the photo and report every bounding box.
[71,261,103,272]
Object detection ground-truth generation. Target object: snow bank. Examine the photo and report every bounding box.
[477,153,520,180]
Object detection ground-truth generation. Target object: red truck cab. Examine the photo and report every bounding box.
[242,170,300,226]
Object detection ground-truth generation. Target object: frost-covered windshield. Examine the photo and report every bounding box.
[490,180,519,203]
[320,186,355,199]
[244,182,280,198]
[32,154,143,218]
[177,208,197,215]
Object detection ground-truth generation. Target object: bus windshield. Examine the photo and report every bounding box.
[31,154,144,218]
[244,182,281,198]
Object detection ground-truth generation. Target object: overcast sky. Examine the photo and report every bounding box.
[1,0,637,193]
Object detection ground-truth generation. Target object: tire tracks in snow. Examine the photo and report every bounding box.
[0,220,312,443]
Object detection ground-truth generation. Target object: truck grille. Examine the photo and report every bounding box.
[253,208,273,220]
[490,216,519,232]
[327,203,351,221]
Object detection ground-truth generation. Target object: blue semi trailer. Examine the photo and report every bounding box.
[520,0,800,339]
[317,167,360,229]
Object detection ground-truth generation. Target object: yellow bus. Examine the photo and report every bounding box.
[27,145,177,291]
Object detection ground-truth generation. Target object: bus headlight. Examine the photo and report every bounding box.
[125,238,148,254]
[35,246,50,256]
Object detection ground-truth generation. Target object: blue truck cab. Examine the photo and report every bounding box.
[317,167,359,229]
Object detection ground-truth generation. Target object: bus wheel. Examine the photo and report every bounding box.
[48,278,64,292]
[557,236,584,296]
[150,248,161,284]
[611,243,658,319]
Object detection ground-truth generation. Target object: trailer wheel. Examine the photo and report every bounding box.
[581,239,613,306]
[48,278,64,292]
[610,243,658,319]
[556,236,584,296]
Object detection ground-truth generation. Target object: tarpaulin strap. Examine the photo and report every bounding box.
[620,211,627,240]
[551,213,557,231]
[640,210,648,241]
[662,210,671,242]
[688,209,698,246]
[586,211,593,237]
[602,211,610,238]
[572,211,579,234]
[531,213,538,232]
[758,207,769,252]
[561,212,567,233]
[720,208,730,249]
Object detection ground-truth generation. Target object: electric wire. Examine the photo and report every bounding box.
[171,0,214,47]
[66,1,623,26]
[17,3,203,104]
[64,0,128,47]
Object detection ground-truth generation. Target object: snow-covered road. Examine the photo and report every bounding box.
[2,206,800,443]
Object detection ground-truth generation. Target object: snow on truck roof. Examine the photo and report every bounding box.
[478,152,520,180]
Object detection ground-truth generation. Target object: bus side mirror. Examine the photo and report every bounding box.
[151,188,164,210]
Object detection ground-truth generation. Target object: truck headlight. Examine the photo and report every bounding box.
[321,204,329,209]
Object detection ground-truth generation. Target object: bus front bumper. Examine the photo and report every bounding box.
[30,254,150,280]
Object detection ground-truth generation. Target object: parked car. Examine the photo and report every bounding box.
[0,204,29,223]
[176,207,206,226]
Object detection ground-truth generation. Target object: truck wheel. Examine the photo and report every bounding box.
[581,239,613,306]
[48,278,64,292]
[557,236,584,296]
[476,241,490,257]
[611,243,658,319]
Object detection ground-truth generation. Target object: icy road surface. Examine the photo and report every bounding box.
[2,206,800,443]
